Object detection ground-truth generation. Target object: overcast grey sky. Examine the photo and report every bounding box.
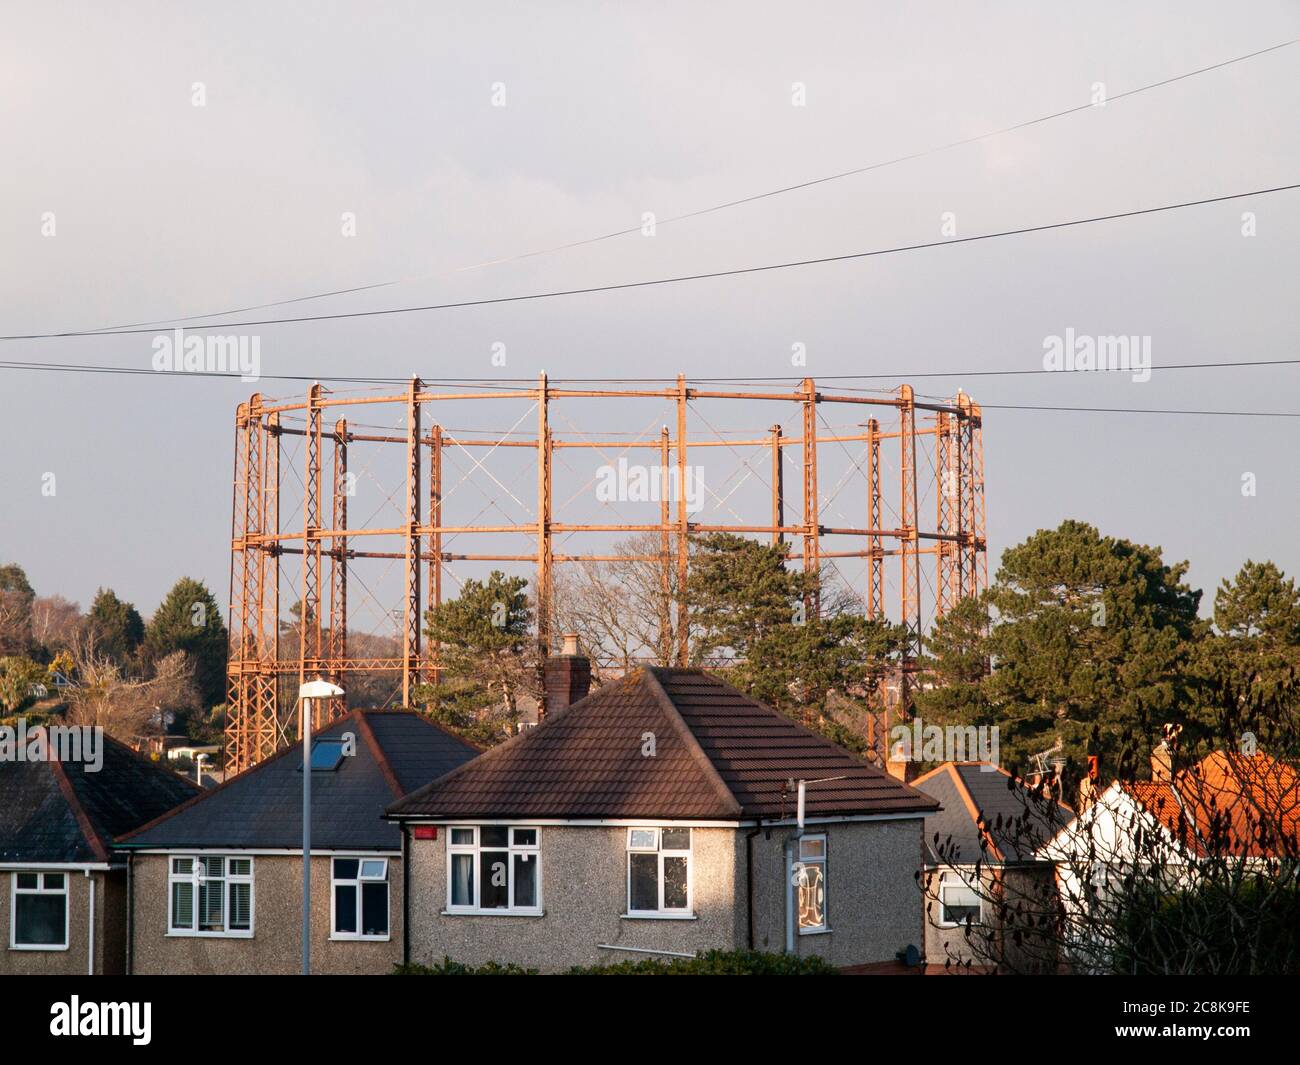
[1,1,1297,629]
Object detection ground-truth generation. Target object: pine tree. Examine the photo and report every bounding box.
[142,577,228,715]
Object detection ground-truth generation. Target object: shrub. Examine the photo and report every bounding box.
[567,950,840,975]
[393,957,538,975]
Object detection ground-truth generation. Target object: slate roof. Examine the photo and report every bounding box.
[387,667,939,822]
[0,731,200,864]
[914,762,1075,865]
[118,710,479,852]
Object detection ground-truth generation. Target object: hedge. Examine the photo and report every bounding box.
[394,949,838,975]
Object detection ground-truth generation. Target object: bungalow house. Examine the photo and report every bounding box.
[116,709,478,975]
[913,761,1074,973]
[386,665,940,972]
[0,728,199,975]
[1043,742,1300,972]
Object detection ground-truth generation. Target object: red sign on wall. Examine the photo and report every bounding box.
[413,826,438,840]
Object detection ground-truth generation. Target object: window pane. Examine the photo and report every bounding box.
[629,853,658,911]
[799,838,825,860]
[15,894,65,946]
[228,859,251,878]
[513,853,537,908]
[361,882,388,935]
[359,859,386,879]
[42,872,66,890]
[334,884,357,933]
[334,858,359,881]
[511,828,537,848]
[450,854,474,907]
[943,881,981,924]
[450,828,474,846]
[172,881,194,930]
[170,859,189,876]
[480,851,509,908]
[16,872,38,890]
[663,856,688,909]
[229,882,252,931]
[661,828,690,851]
[201,856,224,879]
[198,881,224,932]
[797,864,825,929]
[480,826,509,848]
[628,829,657,851]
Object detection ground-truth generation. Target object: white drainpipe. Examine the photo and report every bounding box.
[784,780,807,954]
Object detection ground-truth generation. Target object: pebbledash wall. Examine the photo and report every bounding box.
[406,818,924,972]
[0,868,125,976]
[129,853,402,975]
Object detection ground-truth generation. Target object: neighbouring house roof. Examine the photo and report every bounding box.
[117,710,479,852]
[1120,750,1300,859]
[913,762,1075,866]
[0,731,200,864]
[386,667,940,822]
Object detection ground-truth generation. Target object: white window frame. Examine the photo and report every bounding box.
[167,856,255,938]
[445,826,543,916]
[10,871,70,951]
[624,827,693,918]
[938,870,984,927]
[330,856,390,941]
[795,833,828,934]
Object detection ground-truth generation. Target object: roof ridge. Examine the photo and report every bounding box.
[948,763,1006,862]
[387,673,625,815]
[353,711,405,799]
[49,758,110,863]
[115,713,344,845]
[640,669,744,820]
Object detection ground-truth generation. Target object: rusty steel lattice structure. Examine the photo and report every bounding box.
[225,375,987,772]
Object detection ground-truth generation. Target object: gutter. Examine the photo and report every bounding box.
[401,823,411,967]
[745,820,763,950]
[126,851,134,976]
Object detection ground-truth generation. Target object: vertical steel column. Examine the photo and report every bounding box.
[801,378,819,611]
[935,410,957,617]
[328,417,348,723]
[252,408,280,762]
[402,378,422,707]
[675,374,690,665]
[770,424,784,546]
[535,373,552,669]
[967,401,988,598]
[898,385,921,662]
[225,401,253,772]
[265,412,282,755]
[659,426,673,664]
[299,384,324,734]
[428,423,443,686]
[866,417,883,620]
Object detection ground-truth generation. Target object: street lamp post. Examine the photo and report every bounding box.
[297,678,344,976]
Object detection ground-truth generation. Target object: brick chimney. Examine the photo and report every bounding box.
[1151,722,1182,783]
[542,633,590,718]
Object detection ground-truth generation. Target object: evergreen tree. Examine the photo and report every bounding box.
[143,577,228,716]
[86,588,145,668]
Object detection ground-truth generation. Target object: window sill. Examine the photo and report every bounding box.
[9,942,69,951]
[166,930,254,939]
[329,933,391,942]
[620,912,697,921]
[441,908,545,918]
[798,926,832,936]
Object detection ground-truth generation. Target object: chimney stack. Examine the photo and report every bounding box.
[1151,723,1182,783]
[542,633,590,718]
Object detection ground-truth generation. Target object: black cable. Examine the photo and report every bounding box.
[65,38,1298,337]
[5,183,1296,341]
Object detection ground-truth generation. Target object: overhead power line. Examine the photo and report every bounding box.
[64,38,1298,337]
[5,182,1296,342]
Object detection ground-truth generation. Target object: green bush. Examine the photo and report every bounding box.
[393,957,538,975]
[566,949,839,975]
[395,949,839,975]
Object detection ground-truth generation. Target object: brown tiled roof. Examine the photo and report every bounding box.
[387,667,939,822]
